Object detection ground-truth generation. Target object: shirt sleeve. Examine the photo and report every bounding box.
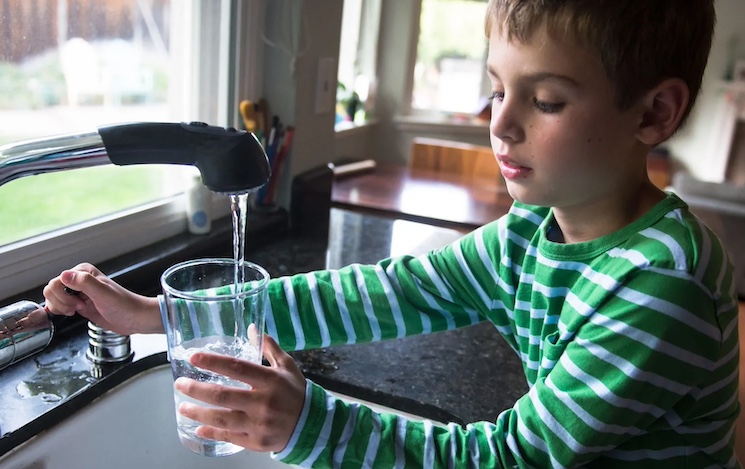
[264,236,490,352]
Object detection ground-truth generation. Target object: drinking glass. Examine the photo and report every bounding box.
[158,258,268,457]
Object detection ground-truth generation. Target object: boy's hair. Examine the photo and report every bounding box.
[485,0,715,126]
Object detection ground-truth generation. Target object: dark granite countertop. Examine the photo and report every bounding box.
[0,208,527,456]
[249,209,527,425]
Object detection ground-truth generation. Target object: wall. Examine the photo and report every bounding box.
[666,0,745,182]
[261,0,344,209]
[335,124,374,162]
[368,0,422,166]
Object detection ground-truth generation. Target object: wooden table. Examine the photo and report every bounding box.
[331,164,513,232]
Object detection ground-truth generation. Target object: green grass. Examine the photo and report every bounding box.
[0,165,180,246]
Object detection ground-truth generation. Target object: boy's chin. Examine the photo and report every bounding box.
[505,185,549,208]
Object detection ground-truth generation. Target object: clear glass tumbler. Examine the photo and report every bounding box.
[158,258,268,457]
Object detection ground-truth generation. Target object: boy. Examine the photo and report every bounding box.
[44,0,739,467]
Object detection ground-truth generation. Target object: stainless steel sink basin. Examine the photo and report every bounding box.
[1,364,291,468]
[0,359,431,468]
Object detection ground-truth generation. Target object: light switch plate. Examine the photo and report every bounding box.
[315,57,337,114]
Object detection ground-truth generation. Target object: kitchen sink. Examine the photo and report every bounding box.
[0,359,431,468]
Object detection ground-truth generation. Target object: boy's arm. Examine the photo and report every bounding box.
[273,269,739,468]
[265,240,491,352]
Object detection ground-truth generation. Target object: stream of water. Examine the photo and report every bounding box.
[229,193,250,342]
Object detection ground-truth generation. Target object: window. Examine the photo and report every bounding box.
[0,0,263,300]
[411,0,489,116]
[336,0,381,127]
[1,0,183,246]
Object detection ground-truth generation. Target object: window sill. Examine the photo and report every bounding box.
[0,191,262,304]
[334,119,379,137]
[1,209,290,308]
[393,115,489,135]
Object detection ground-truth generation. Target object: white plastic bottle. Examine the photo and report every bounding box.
[186,172,212,234]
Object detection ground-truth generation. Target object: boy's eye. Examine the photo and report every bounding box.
[533,98,565,113]
[489,91,504,102]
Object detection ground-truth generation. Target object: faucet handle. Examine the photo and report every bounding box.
[86,322,133,365]
[85,321,134,365]
[56,283,132,365]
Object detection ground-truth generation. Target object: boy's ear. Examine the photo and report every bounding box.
[636,78,689,146]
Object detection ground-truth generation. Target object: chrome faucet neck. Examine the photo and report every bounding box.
[0,122,271,369]
[0,131,110,187]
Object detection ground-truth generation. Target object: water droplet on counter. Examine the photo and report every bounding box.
[16,371,95,402]
[34,348,81,367]
[15,382,62,402]
[16,349,95,402]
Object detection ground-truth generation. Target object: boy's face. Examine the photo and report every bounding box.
[486,24,647,211]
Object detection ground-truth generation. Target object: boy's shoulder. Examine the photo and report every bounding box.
[624,193,727,271]
[489,194,729,273]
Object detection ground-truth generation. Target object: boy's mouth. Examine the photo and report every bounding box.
[497,155,532,180]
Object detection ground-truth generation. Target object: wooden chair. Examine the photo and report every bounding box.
[409,137,501,181]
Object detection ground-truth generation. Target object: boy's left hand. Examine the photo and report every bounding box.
[174,334,306,453]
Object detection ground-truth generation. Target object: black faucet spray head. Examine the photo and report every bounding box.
[98,122,271,194]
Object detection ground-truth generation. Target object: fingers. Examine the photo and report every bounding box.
[177,343,307,454]
[60,268,107,300]
[188,352,269,385]
[43,263,103,315]
[192,426,250,449]
[175,378,252,427]
[174,378,293,452]
[43,278,85,316]
[188,334,289,381]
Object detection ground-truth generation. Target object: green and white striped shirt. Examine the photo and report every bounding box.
[267,193,740,468]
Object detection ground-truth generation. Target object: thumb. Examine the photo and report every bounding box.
[61,270,107,302]
[261,334,284,368]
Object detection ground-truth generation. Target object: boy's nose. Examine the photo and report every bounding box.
[490,100,523,143]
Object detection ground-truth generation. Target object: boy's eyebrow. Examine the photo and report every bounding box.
[486,66,581,89]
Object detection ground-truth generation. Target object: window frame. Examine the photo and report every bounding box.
[335,0,382,130]
[403,0,491,120]
[0,0,266,302]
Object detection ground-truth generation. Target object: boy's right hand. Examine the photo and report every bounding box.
[43,263,163,335]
